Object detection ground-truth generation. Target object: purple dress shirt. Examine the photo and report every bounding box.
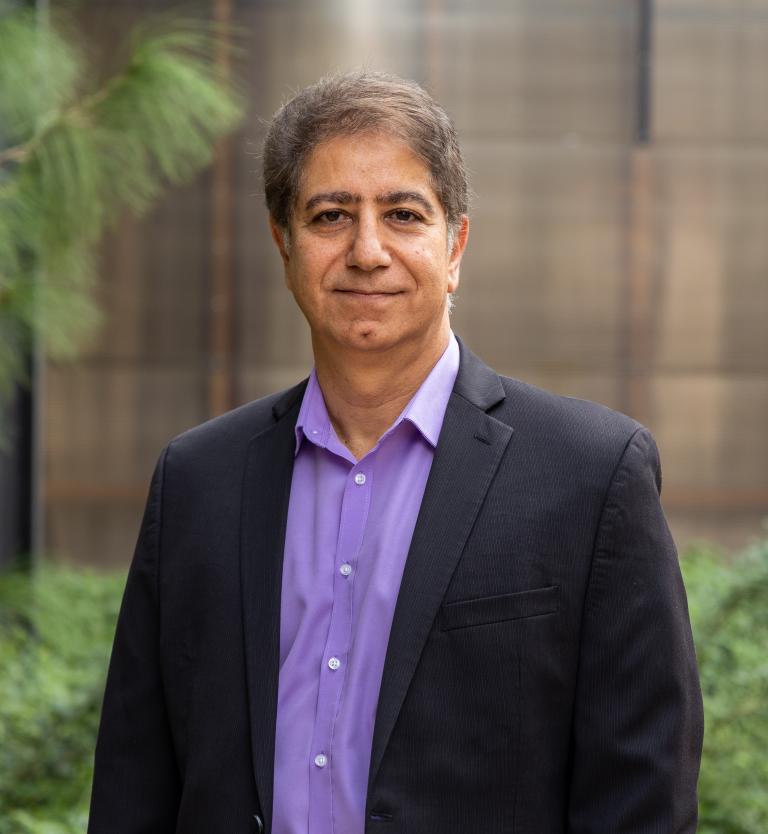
[272,333,460,834]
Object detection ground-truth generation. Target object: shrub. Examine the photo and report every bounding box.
[0,564,124,833]
[682,538,768,834]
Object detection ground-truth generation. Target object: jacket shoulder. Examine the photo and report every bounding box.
[495,374,646,464]
[165,380,306,461]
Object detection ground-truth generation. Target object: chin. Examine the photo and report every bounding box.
[336,323,398,351]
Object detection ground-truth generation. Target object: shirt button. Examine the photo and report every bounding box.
[314,753,328,768]
[354,472,366,485]
[340,563,352,576]
[328,656,341,670]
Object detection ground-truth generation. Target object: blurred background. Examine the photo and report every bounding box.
[3,0,767,570]
[0,1,766,832]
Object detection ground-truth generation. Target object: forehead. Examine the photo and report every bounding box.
[297,131,437,200]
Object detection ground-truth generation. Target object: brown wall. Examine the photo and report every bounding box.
[45,0,768,565]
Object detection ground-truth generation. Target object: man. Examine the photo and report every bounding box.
[89,72,703,834]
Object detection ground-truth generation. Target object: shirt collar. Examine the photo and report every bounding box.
[294,369,331,454]
[294,332,460,455]
[400,332,459,447]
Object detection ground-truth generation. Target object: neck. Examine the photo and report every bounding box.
[313,324,451,460]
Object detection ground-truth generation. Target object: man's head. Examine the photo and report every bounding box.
[262,72,470,358]
[263,71,469,245]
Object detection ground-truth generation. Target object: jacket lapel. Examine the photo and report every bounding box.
[239,383,305,832]
[367,342,513,791]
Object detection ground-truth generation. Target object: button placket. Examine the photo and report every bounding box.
[307,456,374,828]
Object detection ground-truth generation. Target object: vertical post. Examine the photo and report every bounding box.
[0,384,32,570]
[621,0,655,425]
[0,0,47,572]
[29,0,49,566]
[425,0,443,95]
[29,0,51,567]
[636,0,653,146]
[208,0,236,417]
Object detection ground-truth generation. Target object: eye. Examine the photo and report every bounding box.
[390,209,420,223]
[313,210,346,224]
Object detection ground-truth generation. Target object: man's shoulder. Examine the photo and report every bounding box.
[492,372,646,462]
[456,339,644,461]
[165,379,307,460]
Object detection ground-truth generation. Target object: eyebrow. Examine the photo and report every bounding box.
[303,190,436,217]
[304,191,360,212]
[376,191,436,217]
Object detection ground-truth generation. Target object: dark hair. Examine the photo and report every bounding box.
[263,71,469,237]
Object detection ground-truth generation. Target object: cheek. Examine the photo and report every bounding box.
[293,248,337,288]
[406,245,442,274]
[418,257,450,291]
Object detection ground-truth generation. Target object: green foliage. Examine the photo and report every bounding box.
[0,564,125,834]
[681,538,768,834]
[0,6,82,145]
[0,4,244,402]
[0,542,766,830]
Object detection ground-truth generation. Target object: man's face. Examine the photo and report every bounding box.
[271,131,469,357]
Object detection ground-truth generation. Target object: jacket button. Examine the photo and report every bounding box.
[253,814,264,832]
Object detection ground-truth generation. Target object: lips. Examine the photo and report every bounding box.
[335,289,403,295]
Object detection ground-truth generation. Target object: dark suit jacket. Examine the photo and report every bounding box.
[88,340,703,834]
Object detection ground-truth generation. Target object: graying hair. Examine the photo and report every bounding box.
[263,71,469,241]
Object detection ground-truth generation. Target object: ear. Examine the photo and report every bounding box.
[447,215,470,293]
[269,217,291,267]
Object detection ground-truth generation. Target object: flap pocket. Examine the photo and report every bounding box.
[440,585,560,631]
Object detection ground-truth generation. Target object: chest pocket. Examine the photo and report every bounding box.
[440,585,559,631]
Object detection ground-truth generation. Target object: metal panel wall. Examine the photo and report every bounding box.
[42,0,768,564]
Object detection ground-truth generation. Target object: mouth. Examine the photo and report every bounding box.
[335,289,404,298]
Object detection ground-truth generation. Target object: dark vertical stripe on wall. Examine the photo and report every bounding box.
[0,383,32,571]
[636,0,653,144]
[208,0,237,418]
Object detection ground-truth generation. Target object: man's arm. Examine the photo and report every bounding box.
[88,448,181,833]
[567,428,704,834]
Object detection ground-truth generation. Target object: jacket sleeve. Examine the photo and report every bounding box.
[88,447,181,833]
[567,428,704,834]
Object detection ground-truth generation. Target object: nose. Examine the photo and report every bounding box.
[346,215,392,272]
